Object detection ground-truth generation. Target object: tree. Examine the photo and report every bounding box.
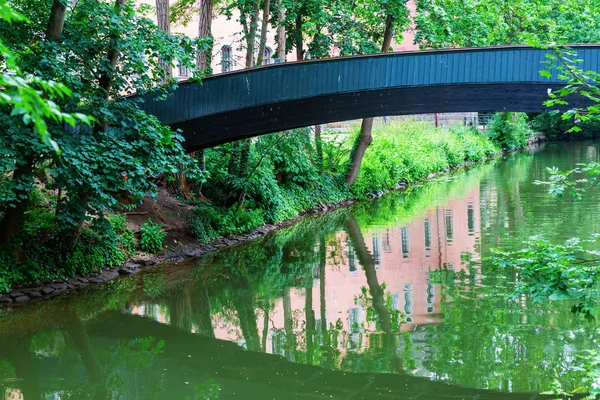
[155,0,173,79]
[171,0,215,75]
[414,0,600,49]
[276,0,286,61]
[255,0,271,66]
[0,0,202,253]
[345,1,409,186]
[0,0,81,244]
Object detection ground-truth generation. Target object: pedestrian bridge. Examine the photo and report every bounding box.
[139,45,599,150]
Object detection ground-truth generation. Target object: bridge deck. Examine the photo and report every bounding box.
[139,45,599,150]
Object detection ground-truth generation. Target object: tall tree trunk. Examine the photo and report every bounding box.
[233,286,261,352]
[305,274,315,364]
[318,235,327,336]
[46,0,67,41]
[155,0,170,33]
[65,314,104,385]
[244,1,260,68]
[191,285,215,338]
[98,0,127,101]
[196,0,214,74]
[155,0,172,81]
[295,16,303,61]
[345,15,395,186]
[255,0,271,66]
[276,0,286,61]
[0,0,68,245]
[236,140,252,208]
[261,304,270,352]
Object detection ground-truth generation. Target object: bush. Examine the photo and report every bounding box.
[108,213,137,254]
[486,112,532,150]
[140,219,167,253]
[350,120,499,198]
[531,112,600,140]
[189,202,265,243]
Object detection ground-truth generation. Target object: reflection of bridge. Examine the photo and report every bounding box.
[139,45,599,150]
[0,310,563,399]
[94,312,561,399]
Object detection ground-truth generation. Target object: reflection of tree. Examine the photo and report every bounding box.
[83,311,560,399]
[191,285,215,338]
[345,215,404,374]
[232,280,261,352]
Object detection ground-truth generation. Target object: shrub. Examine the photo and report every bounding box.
[189,203,222,244]
[190,202,265,243]
[350,119,499,198]
[531,112,600,140]
[486,112,532,150]
[108,213,137,254]
[220,206,265,235]
[140,219,167,253]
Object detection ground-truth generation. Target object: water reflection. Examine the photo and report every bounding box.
[2,143,600,399]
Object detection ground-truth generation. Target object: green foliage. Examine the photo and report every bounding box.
[350,120,499,197]
[0,0,203,252]
[190,202,264,243]
[490,237,600,319]
[540,48,600,133]
[415,0,600,49]
[140,219,167,254]
[486,112,533,150]
[189,203,222,244]
[0,3,91,150]
[143,268,168,298]
[108,214,137,254]
[530,113,600,140]
[535,162,600,200]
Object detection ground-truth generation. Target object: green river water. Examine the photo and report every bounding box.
[2,141,600,399]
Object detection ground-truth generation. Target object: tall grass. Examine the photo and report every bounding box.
[350,119,499,197]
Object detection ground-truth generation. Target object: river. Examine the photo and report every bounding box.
[1,140,600,399]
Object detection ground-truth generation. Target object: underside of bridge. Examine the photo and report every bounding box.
[171,83,581,151]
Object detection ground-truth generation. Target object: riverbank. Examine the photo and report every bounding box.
[0,147,532,306]
[0,116,537,305]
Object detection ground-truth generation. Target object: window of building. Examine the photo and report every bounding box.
[444,209,454,244]
[424,219,432,249]
[221,45,233,73]
[178,64,188,77]
[372,233,382,266]
[348,244,357,274]
[262,47,273,65]
[401,227,410,258]
[426,282,435,313]
[384,229,392,253]
[403,284,413,323]
[467,203,476,236]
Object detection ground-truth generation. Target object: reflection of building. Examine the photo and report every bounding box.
[211,185,481,357]
[130,184,481,367]
[4,389,23,400]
